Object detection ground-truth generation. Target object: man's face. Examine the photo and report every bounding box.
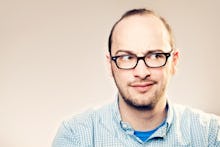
[109,14,178,110]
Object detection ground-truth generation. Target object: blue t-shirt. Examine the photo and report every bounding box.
[134,120,166,141]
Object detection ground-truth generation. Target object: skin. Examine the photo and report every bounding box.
[107,14,179,131]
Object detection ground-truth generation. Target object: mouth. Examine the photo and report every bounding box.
[130,81,156,93]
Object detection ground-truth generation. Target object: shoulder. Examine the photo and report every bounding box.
[52,103,113,146]
[64,103,112,132]
[63,103,113,132]
[171,103,220,145]
[172,103,220,124]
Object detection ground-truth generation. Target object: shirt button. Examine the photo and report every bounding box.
[122,124,127,128]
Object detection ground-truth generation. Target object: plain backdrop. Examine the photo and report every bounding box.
[0,0,219,147]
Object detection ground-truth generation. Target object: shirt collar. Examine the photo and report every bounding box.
[111,96,174,133]
[165,99,174,130]
[112,96,122,124]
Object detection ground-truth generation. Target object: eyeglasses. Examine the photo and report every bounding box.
[111,50,173,70]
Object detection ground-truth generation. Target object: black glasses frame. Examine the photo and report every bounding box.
[111,50,173,70]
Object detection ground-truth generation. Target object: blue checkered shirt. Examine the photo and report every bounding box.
[52,99,220,147]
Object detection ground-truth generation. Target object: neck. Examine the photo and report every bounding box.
[119,96,167,131]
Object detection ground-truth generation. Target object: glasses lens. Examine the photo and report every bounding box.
[145,53,167,67]
[116,55,137,69]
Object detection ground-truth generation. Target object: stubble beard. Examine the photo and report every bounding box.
[112,72,166,111]
[119,85,166,111]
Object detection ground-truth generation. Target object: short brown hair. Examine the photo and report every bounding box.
[108,8,175,55]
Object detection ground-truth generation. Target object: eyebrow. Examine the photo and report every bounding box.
[114,49,164,55]
[115,50,135,55]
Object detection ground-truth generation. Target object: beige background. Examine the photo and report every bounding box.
[0,0,219,147]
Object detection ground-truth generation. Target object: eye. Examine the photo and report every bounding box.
[148,53,165,59]
[119,55,135,61]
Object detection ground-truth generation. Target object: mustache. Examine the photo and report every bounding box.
[128,79,157,86]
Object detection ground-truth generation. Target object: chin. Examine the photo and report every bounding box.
[122,96,156,111]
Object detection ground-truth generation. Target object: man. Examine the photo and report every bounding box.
[53,8,220,146]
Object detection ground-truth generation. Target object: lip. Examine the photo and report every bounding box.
[130,81,156,93]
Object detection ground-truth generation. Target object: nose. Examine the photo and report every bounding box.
[133,59,151,79]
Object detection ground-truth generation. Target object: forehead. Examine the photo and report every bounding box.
[111,14,171,55]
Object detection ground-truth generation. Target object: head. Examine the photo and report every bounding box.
[107,8,179,110]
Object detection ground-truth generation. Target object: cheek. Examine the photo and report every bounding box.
[150,68,169,84]
[161,67,172,84]
[112,67,132,84]
[115,71,130,83]
[150,69,164,79]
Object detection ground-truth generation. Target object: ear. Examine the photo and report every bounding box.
[106,52,113,77]
[170,49,179,75]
